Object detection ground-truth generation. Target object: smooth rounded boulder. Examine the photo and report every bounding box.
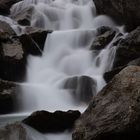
[64,76,97,103]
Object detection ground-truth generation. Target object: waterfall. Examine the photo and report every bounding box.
[9,0,117,113]
[0,0,123,139]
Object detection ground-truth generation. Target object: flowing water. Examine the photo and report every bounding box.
[0,0,125,139]
[12,0,117,113]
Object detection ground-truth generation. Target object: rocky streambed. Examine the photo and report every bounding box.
[0,0,140,140]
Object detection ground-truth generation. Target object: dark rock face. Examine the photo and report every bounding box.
[0,21,16,36]
[113,26,140,69]
[90,26,116,50]
[0,79,17,114]
[0,34,26,81]
[64,76,97,103]
[23,110,81,133]
[19,29,52,55]
[0,123,28,140]
[103,66,125,83]
[104,27,140,83]
[0,20,26,81]
[104,58,140,83]
[73,66,140,140]
[93,0,140,31]
[0,0,21,16]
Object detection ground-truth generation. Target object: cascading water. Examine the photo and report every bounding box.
[0,0,124,139]
[13,0,117,113]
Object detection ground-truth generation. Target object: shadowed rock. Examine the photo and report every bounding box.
[0,34,26,81]
[113,26,140,69]
[93,0,140,31]
[19,28,52,56]
[0,20,26,81]
[0,0,21,16]
[23,110,81,133]
[64,76,97,103]
[0,79,18,114]
[90,26,116,50]
[104,58,140,83]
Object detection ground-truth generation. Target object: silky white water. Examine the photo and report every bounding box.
[0,0,124,139]
[11,0,118,113]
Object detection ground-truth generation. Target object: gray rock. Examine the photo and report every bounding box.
[90,26,116,50]
[64,76,97,103]
[0,123,30,140]
[0,35,26,81]
[93,0,140,31]
[0,20,26,81]
[113,26,140,69]
[0,20,16,36]
[104,58,140,83]
[128,57,140,66]
[73,66,140,140]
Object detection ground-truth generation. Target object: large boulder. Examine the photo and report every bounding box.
[113,26,140,69]
[64,76,97,103]
[93,0,140,31]
[73,66,140,140]
[23,110,81,133]
[0,0,21,16]
[19,28,52,56]
[0,79,18,114]
[0,21,26,81]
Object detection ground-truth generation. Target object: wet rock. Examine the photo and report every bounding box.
[64,76,97,103]
[19,28,52,55]
[93,0,140,31]
[0,20,26,81]
[0,123,29,140]
[0,20,16,36]
[113,26,140,69]
[103,66,125,83]
[23,110,81,133]
[90,26,116,50]
[73,66,140,140]
[0,79,18,114]
[0,35,26,81]
[0,0,21,16]
[128,57,140,66]
[104,58,140,83]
